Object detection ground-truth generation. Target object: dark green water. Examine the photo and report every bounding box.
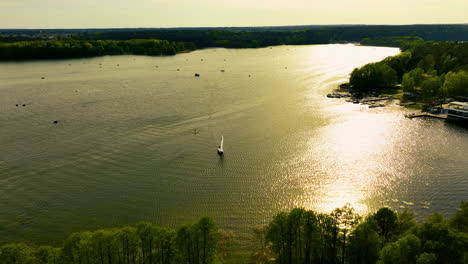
[1,45,467,260]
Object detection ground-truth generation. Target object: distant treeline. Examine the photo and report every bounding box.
[349,40,468,102]
[1,202,468,264]
[360,36,425,47]
[69,25,468,48]
[0,39,196,60]
[1,25,468,60]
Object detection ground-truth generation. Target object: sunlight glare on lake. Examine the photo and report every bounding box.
[300,108,401,215]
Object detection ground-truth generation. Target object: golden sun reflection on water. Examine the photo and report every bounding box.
[300,107,402,215]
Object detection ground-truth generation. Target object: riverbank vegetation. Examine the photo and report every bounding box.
[0,216,233,264]
[2,202,467,264]
[0,39,196,60]
[261,201,468,264]
[350,40,468,103]
[360,36,424,48]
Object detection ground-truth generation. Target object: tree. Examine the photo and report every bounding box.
[420,76,443,102]
[197,217,218,264]
[34,246,61,264]
[347,219,381,264]
[417,55,436,73]
[136,222,156,264]
[176,218,219,264]
[443,71,468,98]
[0,243,34,264]
[63,232,92,264]
[316,213,340,264]
[331,204,360,264]
[155,227,176,264]
[416,213,468,264]
[416,253,437,264]
[266,212,289,264]
[383,51,412,80]
[450,201,468,233]
[402,68,425,93]
[116,227,139,264]
[378,234,420,264]
[350,63,397,95]
[396,211,417,236]
[266,208,324,264]
[373,207,398,242]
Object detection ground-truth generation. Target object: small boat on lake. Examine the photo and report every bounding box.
[217,136,224,156]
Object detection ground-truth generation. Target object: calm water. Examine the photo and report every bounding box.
[1,45,467,258]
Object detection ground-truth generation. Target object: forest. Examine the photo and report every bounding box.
[1,202,467,264]
[1,25,468,60]
[0,39,196,60]
[349,40,468,102]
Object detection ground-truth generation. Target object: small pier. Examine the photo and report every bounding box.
[360,96,392,103]
[405,113,448,120]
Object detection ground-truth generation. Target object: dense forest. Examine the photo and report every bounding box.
[349,40,468,102]
[1,25,468,60]
[0,39,196,60]
[68,25,468,48]
[262,201,468,264]
[1,202,468,264]
[0,217,232,264]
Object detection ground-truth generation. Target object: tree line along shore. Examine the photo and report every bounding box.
[344,39,468,108]
[1,202,467,264]
[0,24,467,60]
[1,28,467,106]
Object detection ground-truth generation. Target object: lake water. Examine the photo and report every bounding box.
[1,45,467,260]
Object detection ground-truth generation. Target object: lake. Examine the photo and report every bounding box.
[1,44,467,260]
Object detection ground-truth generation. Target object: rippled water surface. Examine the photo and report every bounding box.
[1,45,467,258]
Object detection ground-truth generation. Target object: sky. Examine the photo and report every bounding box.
[1,0,467,29]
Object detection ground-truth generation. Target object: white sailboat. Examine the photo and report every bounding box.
[217,136,224,155]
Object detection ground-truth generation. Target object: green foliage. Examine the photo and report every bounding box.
[176,217,219,264]
[396,211,417,236]
[450,201,468,233]
[347,219,381,264]
[414,212,468,264]
[361,36,424,48]
[402,68,425,93]
[266,208,340,264]
[378,234,421,264]
[34,246,61,264]
[443,71,468,98]
[2,203,468,264]
[416,253,437,264]
[420,76,443,102]
[417,55,436,73]
[1,217,224,264]
[353,40,468,100]
[373,207,398,241]
[350,63,397,95]
[382,51,412,80]
[0,39,195,60]
[265,202,468,264]
[0,243,34,264]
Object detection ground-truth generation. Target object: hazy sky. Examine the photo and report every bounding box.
[1,0,467,28]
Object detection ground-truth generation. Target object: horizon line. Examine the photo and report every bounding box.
[1,23,467,31]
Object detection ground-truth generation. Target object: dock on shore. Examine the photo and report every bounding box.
[405,113,448,120]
